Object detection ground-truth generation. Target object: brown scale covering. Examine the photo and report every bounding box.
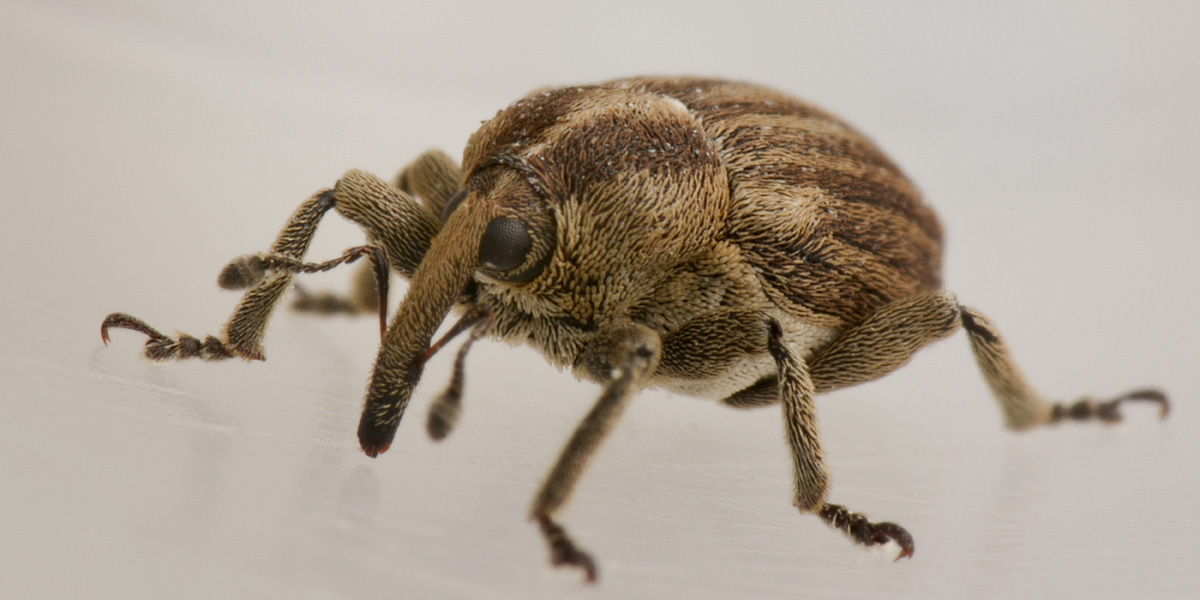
[463,77,942,334]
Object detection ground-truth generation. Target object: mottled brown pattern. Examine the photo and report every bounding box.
[463,86,596,175]
[464,77,942,331]
[465,85,732,356]
[101,77,1166,581]
[642,78,942,327]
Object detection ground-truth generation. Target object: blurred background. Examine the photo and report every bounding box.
[2,1,1197,598]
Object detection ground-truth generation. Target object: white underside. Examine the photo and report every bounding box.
[653,308,837,400]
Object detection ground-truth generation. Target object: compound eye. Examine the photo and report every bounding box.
[479,217,532,273]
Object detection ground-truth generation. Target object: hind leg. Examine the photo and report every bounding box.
[720,291,1167,425]
[724,291,1166,559]
[957,307,1168,428]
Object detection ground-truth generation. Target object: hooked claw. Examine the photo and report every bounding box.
[819,503,915,562]
[537,515,598,583]
[1051,388,1170,424]
[100,312,168,346]
[872,522,916,561]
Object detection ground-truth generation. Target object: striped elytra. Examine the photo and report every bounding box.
[463,77,942,340]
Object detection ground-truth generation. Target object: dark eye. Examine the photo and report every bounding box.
[479,217,532,273]
[441,190,467,223]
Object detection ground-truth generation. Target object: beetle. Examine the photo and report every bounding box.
[101,76,1169,582]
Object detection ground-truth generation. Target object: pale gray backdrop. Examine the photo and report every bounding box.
[2,1,1197,598]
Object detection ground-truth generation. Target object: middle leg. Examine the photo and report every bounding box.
[766,318,917,559]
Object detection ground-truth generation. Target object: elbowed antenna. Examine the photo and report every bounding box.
[356,194,491,457]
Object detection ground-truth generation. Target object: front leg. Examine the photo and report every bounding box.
[530,323,661,583]
[293,149,465,316]
[101,192,336,360]
[101,168,441,361]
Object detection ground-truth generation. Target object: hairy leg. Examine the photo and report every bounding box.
[959,307,1168,428]
[395,149,462,220]
[102,166,443,361]
[292,150,464,316]
[720,291,1167,425]
[425,307,494,441]
[722,290,1165,559]
[530,323,661,583]
[765,318,915,559]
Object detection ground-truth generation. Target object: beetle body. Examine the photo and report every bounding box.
[102,76,1167,582]
[462,78,940,401]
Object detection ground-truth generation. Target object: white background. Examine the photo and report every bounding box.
[2,1,1198,598]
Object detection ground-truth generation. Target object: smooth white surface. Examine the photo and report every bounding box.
[2,2,1198,598]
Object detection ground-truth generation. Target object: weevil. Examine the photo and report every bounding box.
[101,77,1169,582]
